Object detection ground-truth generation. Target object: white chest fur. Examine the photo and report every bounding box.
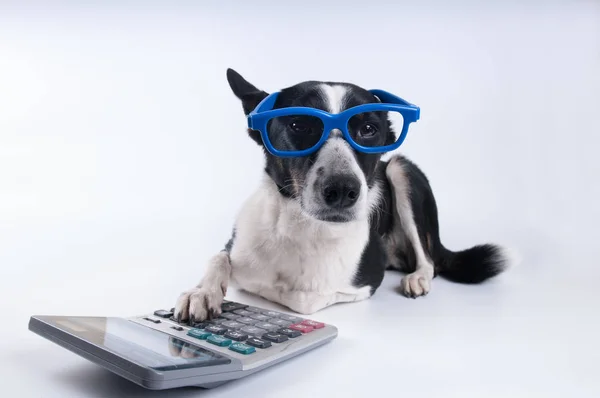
[229,175,371,297]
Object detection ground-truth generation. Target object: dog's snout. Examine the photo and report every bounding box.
[322,175,361,209]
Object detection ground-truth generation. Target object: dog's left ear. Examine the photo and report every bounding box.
[226,68,269,115]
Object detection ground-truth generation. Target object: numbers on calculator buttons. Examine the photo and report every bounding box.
[207,335,232,347]
[236,317,257,325]
[278,314,303,323]
[268,318,292,327]
[253,322,280,332]
[221,302,248,312]
[277,328,302,338]
[301,320,325,329]
[262,332,289,343]
[220,313,240,321]
[221,321,244,329]
[289,324,314,333]
[187,329,211,340]
[245,337,272,349]
[233,309,254,317]
[224,330,248,341]
[261,310,282,318]
[248,313,270,321]
[204,325,228,335]
[229,342,256,355]
[240,326,267,336]
[244,306,263,313]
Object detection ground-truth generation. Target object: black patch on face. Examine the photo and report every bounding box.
[226,69,398,201]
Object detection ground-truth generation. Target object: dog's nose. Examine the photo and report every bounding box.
[322,175,361,209]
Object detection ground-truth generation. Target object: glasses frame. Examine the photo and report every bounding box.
[247,89,420,158]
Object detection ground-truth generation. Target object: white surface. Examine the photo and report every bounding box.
[1,1,600,397]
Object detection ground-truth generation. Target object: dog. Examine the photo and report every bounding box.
[174,68,509,321]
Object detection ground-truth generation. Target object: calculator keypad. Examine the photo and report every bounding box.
[155,301,327,356]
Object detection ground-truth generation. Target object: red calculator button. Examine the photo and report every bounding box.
[301,320,325,329]
[289,324,314,333]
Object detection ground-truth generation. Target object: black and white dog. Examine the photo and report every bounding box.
[174,69,509,321]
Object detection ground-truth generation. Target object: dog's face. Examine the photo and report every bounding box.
[227,69,396,223]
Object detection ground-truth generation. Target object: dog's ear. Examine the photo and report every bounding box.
[226,68,269,115]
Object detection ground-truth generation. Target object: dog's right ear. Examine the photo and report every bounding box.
[226,68,269,115]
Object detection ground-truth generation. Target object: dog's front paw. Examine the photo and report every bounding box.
[174,285,224,324]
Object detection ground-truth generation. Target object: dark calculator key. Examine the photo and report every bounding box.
[237,317,257,325]
[171,326,184,331]
[248,313,270,321]
[221,302,248,312]
[224,330,249,341]
[261,310,282,318]
[143,317,161,324]
[278,328,302,338]
[221,321,244,329]
[233,309,254,317]
[268,318,292,327]
[220,313,241,321]
[245,337,271,349]
[279,314,303,323]
[262,332,289,343]
[204,325,228,335]
[253,322,280,332]
[240,326,267,336]
[208,318,227,325]
[245,306,264,313]
[192,322,209,329]
[153,309,174,318]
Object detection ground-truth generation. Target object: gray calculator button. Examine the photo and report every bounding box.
[209,318,227,325]
[240,326,267,336]
[220,313,240,320]
[279,314,303,323]
[233,309,254,317]
[268,318,292,327]
[221,321,244,329]
[261,310,282,318]
[237,317,257,325]
[224,330,248,341]
[248,313,270,321]
[245,306,263,313]
[253,322,280,332]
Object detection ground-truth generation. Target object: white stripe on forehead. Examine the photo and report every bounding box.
[319,84,347,114]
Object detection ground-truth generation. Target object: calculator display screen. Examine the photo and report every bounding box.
[53,317,231,371]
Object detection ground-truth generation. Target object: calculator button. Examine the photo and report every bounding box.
[153,309,174,318]
[187,329,211,340]
[240,326,267,336]
[253,322,280,332]
[221,321,244,329]
[208,318,227,325]
[245,337,271,349]
[301,320,325,329]
[262,332,289,343]
[278,314,303,323]
[221,302,248,312]
[233,309,254,317]
[224,330,248,341]
[192,322,210,329]
[289,324,314,333]
[171,326,184,331]
[261,310,282,318]
[229,342,256,355]
[236,317,258,325]
[143,317,161,324]
[268,318,292,327]
[245,306,264,313]
[207,335,232,347]
[277,328,302,338]
[220,313,240,320]
[248,313,270,322]
[204,325,228,335]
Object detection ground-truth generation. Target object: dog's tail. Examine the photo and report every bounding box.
[435,244,512,284]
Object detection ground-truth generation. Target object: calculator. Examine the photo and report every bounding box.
[28,300,338,390]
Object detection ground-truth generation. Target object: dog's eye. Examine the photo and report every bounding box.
[289,121,311,134]
[359,123,378,138]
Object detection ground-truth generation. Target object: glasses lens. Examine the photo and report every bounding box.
[346,110,404,148]
[267,115,325,152]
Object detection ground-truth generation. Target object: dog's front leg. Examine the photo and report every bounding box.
[257,287,371,315]
[174,251,231,323]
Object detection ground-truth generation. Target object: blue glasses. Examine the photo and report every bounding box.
[247,89,420,158]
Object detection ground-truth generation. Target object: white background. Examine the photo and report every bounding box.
[1,1,599,397]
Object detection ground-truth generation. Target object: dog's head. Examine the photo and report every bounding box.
[227,69,394,223]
